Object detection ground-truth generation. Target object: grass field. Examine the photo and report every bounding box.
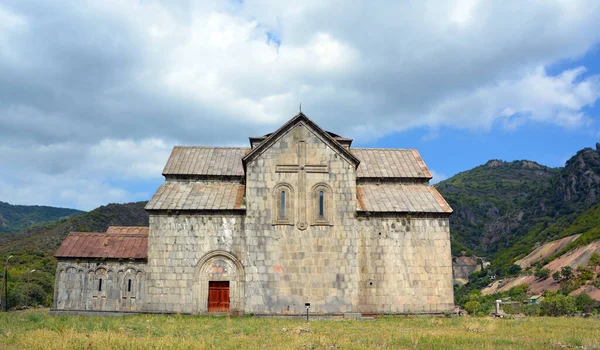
[1,310,599,349]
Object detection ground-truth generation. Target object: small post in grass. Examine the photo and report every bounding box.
[305,302,310,322]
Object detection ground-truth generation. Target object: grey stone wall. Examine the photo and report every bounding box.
[145,214,246,314]
[54,260,146,312]
[356,215,454,313]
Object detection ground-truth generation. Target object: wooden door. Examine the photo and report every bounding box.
[208,281,230,312]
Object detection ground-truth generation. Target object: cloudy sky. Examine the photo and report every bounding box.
[1,0,600,210]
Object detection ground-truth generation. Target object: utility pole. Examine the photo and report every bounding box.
[3,255,13,312]
[26,269,35,308]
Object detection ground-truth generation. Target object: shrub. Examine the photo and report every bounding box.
[576,266,594,281]
[561,266,574,280]
[464,301,480,315]
[508,285,528,302]
[523,304,540,316]
[508,264,522,275]
[540,293,576,316]
[552,271,562,282]
[535,268,550,280]
[588,252,600,271]
[574,292,594,313]
[558,280,580,295]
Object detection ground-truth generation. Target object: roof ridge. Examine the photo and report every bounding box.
[68,232,149,236]
[107,226,149,228]
[351,148,417,151]
[173,146,250,150]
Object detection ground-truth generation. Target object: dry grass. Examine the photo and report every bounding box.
[1,310,599,349]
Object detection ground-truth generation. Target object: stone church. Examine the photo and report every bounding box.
[53,113,454,315]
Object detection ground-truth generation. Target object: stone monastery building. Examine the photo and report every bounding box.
[53,113,454,315]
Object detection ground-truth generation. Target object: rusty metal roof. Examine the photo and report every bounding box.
[357,184,452,213]
[162,146,249,176]
[55,230,148,259]
[106,226,149,234]
[145,183,245,211]
[352,149,432,179]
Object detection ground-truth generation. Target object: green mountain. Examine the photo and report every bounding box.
[0,201,149,255]
[0,201,148,308]
[0,201,83,234]
[436,144,600,272]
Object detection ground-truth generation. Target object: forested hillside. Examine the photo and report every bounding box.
[0,201,83,234]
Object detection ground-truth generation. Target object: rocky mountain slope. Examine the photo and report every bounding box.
[0,201,83,234]
[436,144,600,273]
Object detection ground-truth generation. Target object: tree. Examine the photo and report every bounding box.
[574,292,594,313]
[508,264,522,275]
[561,266,573,280]
[552,271,562,282]
[539,293,576,316]
[464,300,480,315]
[534,268,550,280]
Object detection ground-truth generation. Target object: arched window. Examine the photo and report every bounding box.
[93,268,108,296]
[312,183,333,226]
[273,183,294,225]
[122,269,140,298]
[319,191,324,217]
[280,190,286,219]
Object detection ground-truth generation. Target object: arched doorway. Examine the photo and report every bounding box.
[194,251,245,314]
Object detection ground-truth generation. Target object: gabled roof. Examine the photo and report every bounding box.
[352,149,432,179]
[145,183,245,211]
[162,146,248,177]
[242,112,360,169]
[55,230,148,259]
[356,184,452,214]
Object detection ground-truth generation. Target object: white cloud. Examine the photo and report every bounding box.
[425,66,599,132]
[1,0,600,209]
[0,138,171,209]
[430,170,448,185]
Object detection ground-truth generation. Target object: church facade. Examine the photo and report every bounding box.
[53,113,454,315]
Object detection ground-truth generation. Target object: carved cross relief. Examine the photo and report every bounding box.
[276,126,328,230]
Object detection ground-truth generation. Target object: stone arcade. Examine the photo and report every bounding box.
[53,113,454,315]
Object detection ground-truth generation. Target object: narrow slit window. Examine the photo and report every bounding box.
[98,278,103,292]
[319,190,324,217]
[280,190,286,218]
[128,279,132,293]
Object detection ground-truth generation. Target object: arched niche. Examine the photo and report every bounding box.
[193,251,245,314]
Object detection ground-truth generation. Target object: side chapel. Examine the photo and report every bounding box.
[53,113,454,315]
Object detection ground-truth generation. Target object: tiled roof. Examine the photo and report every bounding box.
[106,226,149,234]
[161,146,431,180]
[352,149,432,179]
[162,146,249,176]
[357,184,452,213]
[145,183,245,211]
[55,231,148,259]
